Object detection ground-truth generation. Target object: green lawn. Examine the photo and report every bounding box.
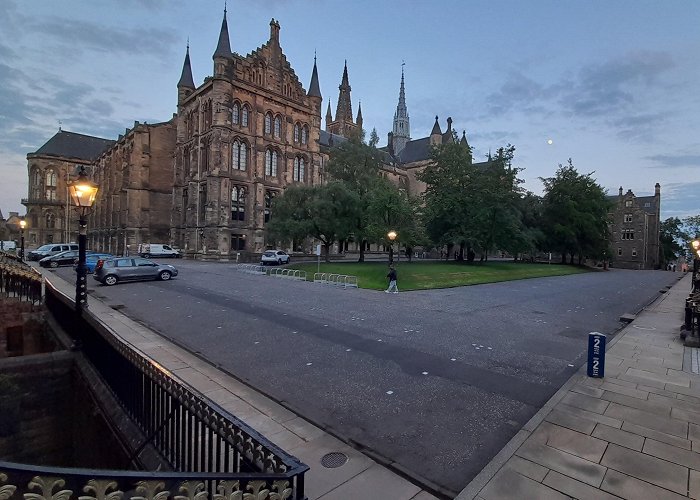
[289,260,589,291]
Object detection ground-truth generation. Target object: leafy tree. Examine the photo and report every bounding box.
[659,217,688,265]
[684,215,700,238]
[266,183,360,261]
[369,127,380,148]
[540,159,611,264]
[325,137,385,261]
[418,142,475,259]
[365,178,425,260]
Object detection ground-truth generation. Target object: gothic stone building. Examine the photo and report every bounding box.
[88,120,177,256]
[171,14,328,259]
[24,130,114,247]
[608,184,661,270]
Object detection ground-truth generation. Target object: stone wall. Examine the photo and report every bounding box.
[0,300,55,358]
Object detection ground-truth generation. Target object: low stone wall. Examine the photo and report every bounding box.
[0,299,56,358]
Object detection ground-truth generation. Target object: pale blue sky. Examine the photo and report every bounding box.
[1,0,698,218]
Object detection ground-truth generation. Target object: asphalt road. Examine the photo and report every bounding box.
[54,262,680,496]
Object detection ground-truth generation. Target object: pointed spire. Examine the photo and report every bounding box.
[178,41,195,88]
[308,52,322,98]
[356,101,363,121]
[341,59,349,86]
[460,131,468,146]
[325,100,333,130]
[398,63,406,108]
[430,115,442,135]
[213,7,232,59]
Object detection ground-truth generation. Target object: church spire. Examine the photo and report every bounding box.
[213,7,232,59]
[391,63,410,155]
[308,53,322,98]
[178,41,195,89]
[329,60,356,137]
[356,101,363,130]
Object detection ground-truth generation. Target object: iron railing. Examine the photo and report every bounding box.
[0,253,42,304]
[2,279,309,500]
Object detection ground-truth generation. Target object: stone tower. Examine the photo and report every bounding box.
[391,66,410,155]
[326,61,360,138]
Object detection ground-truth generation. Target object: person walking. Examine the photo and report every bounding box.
[385,265,399,294]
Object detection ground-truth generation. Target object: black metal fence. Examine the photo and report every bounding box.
[0,279,308,500]
[0,252,42,304]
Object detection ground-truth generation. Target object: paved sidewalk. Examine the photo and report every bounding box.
[44,273,438,500]
[458,273,696,500]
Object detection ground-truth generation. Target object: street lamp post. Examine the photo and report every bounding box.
[387,230,397,265]
[19,219,26,262]
[692,237,700,292]
[67,166,99,312]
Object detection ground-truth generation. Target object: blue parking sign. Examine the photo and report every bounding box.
[587,332,606,378]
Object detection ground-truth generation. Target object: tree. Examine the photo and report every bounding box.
[365,178,425,260]
[325,137,385,261]
[684,215,700,238]
[369,128,380,148]
[266,182,361,261]
[659,217,688,266]
[418,142,475,259]
[540,159,611,264]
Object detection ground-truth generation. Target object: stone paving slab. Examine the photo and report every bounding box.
[459,274,700,500]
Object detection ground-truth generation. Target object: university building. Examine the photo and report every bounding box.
[20,11,661,266]
[608,184,661,270]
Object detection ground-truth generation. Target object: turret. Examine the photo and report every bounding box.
[213,8,233,78]
[460,131,469,148]
[429,116,442,145]
[177,42,195,104]
[325,101,332,131]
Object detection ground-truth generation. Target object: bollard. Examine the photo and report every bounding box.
[587,332,606,378]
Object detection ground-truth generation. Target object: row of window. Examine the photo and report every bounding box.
[185,187,278,226]
[621,229,635,240]
[229,141,310,180]
[231,102,309,144]
[618,248,638,257]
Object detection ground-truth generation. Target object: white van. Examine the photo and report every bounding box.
[137,243,181,258]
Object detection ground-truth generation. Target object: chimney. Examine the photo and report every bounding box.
[619,186,623,196]
[655,182,660,196]
[270,18,280,45]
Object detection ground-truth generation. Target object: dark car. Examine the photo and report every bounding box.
[40,250,84,268]
[73,253,114,273]
[93,257,178,286]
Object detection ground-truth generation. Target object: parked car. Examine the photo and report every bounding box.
[93,257,178,286]
[73,253,114,273]
[137,243,181,258]
[39,250,84,268]
[27,243,79,261]
[260,250,291,265]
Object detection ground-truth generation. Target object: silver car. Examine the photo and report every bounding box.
[93,257,178,286]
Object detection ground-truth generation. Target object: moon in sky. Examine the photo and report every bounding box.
[547,139,553,145]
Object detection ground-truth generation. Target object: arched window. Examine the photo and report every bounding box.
[232,102,240,125]
[264,113,272,134]
[265,149,278,177]
[293,157,305,182]
[231,186,246,221]
[241,105,249,127]
[232,140,247,170]
[274,115,282,138]
[302,125,309,145]
[31,169,42,199]
[46,212,55,229]
[45,170,57,201]
[294,123,300,143]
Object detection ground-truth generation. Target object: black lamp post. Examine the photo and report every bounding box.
[387,230,397,265]
[19,218,26,262]
[692,237,700,292]
[67,166,99,312]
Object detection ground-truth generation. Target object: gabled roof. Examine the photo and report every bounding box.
[607,193,658,214]
[397,137,431,163]
[319,130,347,148]
[31,130,114,161]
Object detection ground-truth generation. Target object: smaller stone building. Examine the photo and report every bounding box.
[88,120,177,256]
[608,184,661,270]
[24,130,114,247]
